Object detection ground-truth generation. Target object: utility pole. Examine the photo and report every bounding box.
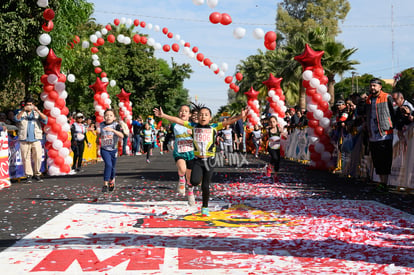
[351,71,356,94]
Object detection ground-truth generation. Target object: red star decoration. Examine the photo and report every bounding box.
[262,73,283,90]
[294,44,324,71]
[89,77,108,93]
[116,88,131,102]
[244,87,260,101]
[43,49,62,76]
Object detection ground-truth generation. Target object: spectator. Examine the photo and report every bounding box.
[70,113,90,172]
[0,112,18,131]
[233,118,245,152]
[392,92,414,131]
[131,116,143,155]
[365,78,396,189]
[14,97,48,183]
[290,107,301,126]
[119,117,130,156]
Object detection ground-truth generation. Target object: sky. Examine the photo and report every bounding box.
[88,0,414,114]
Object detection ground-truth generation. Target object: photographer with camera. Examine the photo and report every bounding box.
[14,97,48,183]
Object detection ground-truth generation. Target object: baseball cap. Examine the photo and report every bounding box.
[335,100,345,106]
[76,113,84,118]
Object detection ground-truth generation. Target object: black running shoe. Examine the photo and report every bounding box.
[102,185,108,193]
[34,176,43,183]
[108,178,115,192]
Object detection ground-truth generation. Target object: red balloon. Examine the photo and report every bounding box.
[48,149,59,159]
[61,106,69,116]
[302,80,310,89]
[220,13,232,25]
[233,85,240,93]
[140,36,147,44]
[167,32,173,39]
[214,69,220,74]
[306,88,316,97]
[54,156,64,166]
[319,101,329,112]
[101,72,107,78]
[94,67,102,74]
[163,44,170,52]
[209,12,222,24]
[140,21,146,28]
[320,75,329,85]
[313,67,324,78]
[196,53,204,62]
[309,144,316,153]
[58,131,68,141]
[162,27,169,34]
[325,143,335,153]
[265,31,277,42]
[172,43,180,52]
[265,41,276,51]
[184,42,190,48]
[308,119,319,128]
[235,72,243,81]
[133,34,141,43]
[105,24,112,31]
[55,98,65,109]
[47,117,56,126]
[51,122,62,133]
[324,109,333,118]
[107,34,116,43]
[97,37,105,46]
[306,112,315,120]
[133,19,139,26]
[91,47,99,53]
[315,126,324,136]
[43,9,55,21]
[319,135,331,145]
[73,35,80,44]
[60,164,71,174]
[192,46,198,53]
[48,91,58,100]
[312,93,322,104]
[43,85,54,93]
[203,58,212,67]
[224,76,233,84]
[96,116,103,123]
[67,42,74,49]
[42,20,54,32]
[40,74,49,85]
[310,152,321,162]
[114,18,120,26]
[230,83,236,90]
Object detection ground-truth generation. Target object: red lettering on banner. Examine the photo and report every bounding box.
[178,248,254,269]
[31,248,165,272]
[0,159,9,177]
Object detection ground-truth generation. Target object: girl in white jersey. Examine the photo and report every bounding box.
[154,106,246,217]
[96,109,124,192]
[264,116,286,183]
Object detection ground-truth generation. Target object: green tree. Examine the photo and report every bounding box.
[393,68,414,101]
[276,0,350,42]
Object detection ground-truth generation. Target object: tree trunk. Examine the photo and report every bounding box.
[299,85,306,109]
[327,74,336,106]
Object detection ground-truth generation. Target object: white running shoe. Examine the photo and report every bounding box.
[177,177,186,195]
[187,187,195,206]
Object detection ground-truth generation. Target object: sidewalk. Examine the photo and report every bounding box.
[0,150,413,274]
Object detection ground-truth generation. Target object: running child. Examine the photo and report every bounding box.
[96,109,124,192]
[264,116,285,183]
[171,105,195,205]
[251,124,262,158]
[142,122,153,163]
[218,118,234,165]
[157,125,167,155]
[154,106,246,216]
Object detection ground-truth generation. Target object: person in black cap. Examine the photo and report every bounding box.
[365,78,396,189]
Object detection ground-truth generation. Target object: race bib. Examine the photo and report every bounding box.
[101,135,114,147]
[268,136,280,150]
[194,128,213,143]
[177,139,193,153]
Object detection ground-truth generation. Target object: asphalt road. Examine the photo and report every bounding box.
[0,148,413,252]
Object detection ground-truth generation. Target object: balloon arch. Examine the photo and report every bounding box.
[35,1,332,174]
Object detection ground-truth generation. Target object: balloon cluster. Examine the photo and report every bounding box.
[244,87,261,130]
[36,1,72,175]
[117,89,133,154]
[209,12,232,25]
[263,74,287,128]
[264,31,277,51]
[295,44,334,170]
[89,77,112,124]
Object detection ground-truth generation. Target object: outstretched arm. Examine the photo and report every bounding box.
[153,107,185,126]
[222,108,247,127]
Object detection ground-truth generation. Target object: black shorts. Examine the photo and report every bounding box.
[174,157,194,170]
[369,139,393,175]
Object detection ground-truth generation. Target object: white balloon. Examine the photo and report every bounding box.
[272,95,280,102]
[207,0,218,8]
[36,45,49,57]
[154,42,162,50]
[56,115,67,125]
[106,99,112,106]
[317,84,327,94]
[233,27,246,39]
[314,109,324,120]
[101,28,108,35]
[322,93,331,102]
[220,62,229,72]
[40,92,48,101]
[95,31,102,38]
[37,0,48,8]
[319,117,331,128]
[129,101,133,107]
[110,80,116,87]
[119,102,125,107]
[101,93,109,100]
[123,37,131,45]
[59,90,68,99]
[43,100,54,110]
[91,54,99,60]
[192,0,204,5]
[146,23,153,30]
[95,105,102,112]
[188,51,195,59]
[47,74,58,84]
[210,63,218,71]
[82,41,90,48]
[302,70,313,81]
[268,89,275,98]
[99,110,105,117]
[92,59,100,66]
[117,34,125,43]
[154,25,160,32]
[67,74,75,83]
[252,28,265,39]
[46,134,57,142]
[89,34,98,43]
[39,33,51,45]
[310,78,321,88]
[52,139,63,150]
[147,38,155,46]
[64,156,73,165]
[54,82,65,93]
[62,123,70,132]
[321,151,331,162]
[179,39,186,46]
[307,103,317,113]
[50,107,61,118]
[48,165,60,176]
[58,147,70,157]
[218,71,225,78]
[281,105,287,113]
[126,18,132,26]
[175,34,181,41]
[120,17,126,25]
[315,142,325,153]
[101,77,109,82]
